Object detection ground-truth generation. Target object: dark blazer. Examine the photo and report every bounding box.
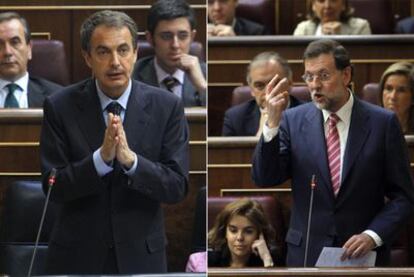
[395,17,414,34]
[252,98,414,266]
[222,96,302,136]
[13,75,62,108]
[234,17,269,35]
[40,79,189,274]
[132,56,206,107]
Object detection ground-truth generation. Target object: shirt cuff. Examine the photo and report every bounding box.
[263,123,279,142]
[122,153,138,176]
[363,230,383,247]
[93,148,114,177]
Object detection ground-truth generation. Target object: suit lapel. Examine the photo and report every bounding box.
[27,80,45,107]
[303,105,334,197]
[123,81,150,151]
[75,80,106,151]
[245,101,260,135]
[337,99,371,203]
[138,58,159,87]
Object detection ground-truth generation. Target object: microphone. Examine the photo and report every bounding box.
[304,174,316,267]
[27,168,57,277]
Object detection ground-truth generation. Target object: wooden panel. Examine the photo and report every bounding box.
[209,267,414,276]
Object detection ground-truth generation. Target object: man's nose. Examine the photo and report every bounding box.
[110,53,121,67]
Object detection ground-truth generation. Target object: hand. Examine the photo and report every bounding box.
[322,21,341,35]
[100,113,119,163]
[265,74,290,128]
[115,119,136,169]
[341,233,376,261]
[209,24,236,37]
[252,233,274,267]
[176,54,206,92]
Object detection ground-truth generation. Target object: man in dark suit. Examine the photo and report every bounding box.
[0,12,61,108]
[133,0,206,107]
[40,10,188,274]
[208,0,269,36]
[252,39,414,266]
[395,16,414,34]
[222,52,302,136]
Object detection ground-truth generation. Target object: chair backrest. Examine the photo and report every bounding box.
[0,180,57,276]
[361,83,380,105]
[137,41,205,62]
[349,0,394,34]
[231,85,311,106]
[237,0,275,34]
[29,39,70,86]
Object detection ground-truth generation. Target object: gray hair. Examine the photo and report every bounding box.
[246,51,292,84]
[80,10,138,53]
[0,12,31,43]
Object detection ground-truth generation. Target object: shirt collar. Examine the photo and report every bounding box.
[154,56,185,85]
[96,78,131,112]
[0,72,29,92]
[322,89,354,125]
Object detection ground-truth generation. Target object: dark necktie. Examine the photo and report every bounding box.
[162,76,178,92]
[106,101,122,116]
[326,113,341,197]
[4,83,20,108]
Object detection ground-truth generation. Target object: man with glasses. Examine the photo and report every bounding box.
[252,39,414,266]
[208,0,269,36]
[222,51,301,136]
[133,0,206,106]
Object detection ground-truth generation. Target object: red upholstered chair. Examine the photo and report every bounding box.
[29,40,69,86]
[361,83,380,106]
[231,86,252,106]
[137,40,205,62]
[231,85,311,107]
[208,196,286,262]
[237,0,275,34]
[349,0,394,34]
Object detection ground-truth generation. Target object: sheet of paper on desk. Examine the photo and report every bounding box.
[315,247,376,267]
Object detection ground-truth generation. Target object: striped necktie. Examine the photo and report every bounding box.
[326,113,341,196]
[163,76,178,92]
[4,83,19,108]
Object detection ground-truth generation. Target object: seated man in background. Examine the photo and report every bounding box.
[395,16,414,34]
[208,0,269,36]
[0,12,62,108]
[222,52,302,136]
[133,0,206,107]
[294,0,371,36]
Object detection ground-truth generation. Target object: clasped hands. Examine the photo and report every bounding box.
[252,233,274,267]
[100,113,135,169]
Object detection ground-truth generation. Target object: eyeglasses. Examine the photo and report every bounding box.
[302,71,332,83]
[158,31,191,41]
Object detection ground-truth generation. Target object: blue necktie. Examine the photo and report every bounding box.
[4,83,19,108]
[106,101,122,116]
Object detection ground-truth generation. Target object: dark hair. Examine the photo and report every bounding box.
[147,0,196,35]
[0,12,31,43]
[307,0,355,23]
[303,39,353,83]
[208,198,277,266]
[247,51,292,84]
[80,10,138,53]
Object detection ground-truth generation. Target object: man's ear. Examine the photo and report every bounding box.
[82,50,92,69]
[27,41,32,61]
[146,31,154,47]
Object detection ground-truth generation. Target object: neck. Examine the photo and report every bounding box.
[156,58,176,75]
[230,254,249,268]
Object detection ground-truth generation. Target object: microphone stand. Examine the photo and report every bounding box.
[304,174,316,267]
[27,168,56,277]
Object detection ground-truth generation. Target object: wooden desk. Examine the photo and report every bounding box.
[208,35,414,135]
[208,267,414,276]
[0,107,206,272]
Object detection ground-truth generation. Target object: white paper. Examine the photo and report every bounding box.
[315,247,376,267]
